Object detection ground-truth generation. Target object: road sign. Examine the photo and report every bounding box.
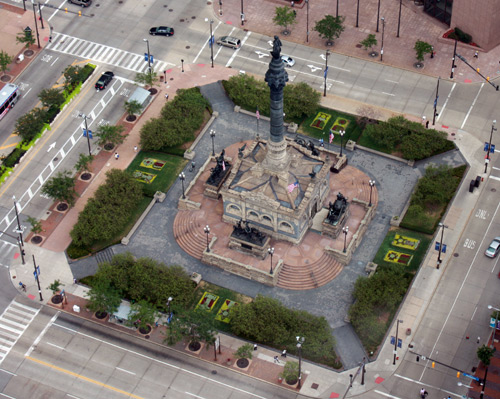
[491,144,496,153]
[435,242,447,252]
[83,129,93,139]
[324,67,329,78]
[462,372,480,382]
[489,317,500,329]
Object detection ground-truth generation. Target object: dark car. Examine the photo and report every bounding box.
[68,0,92,6]
[149,27,174,36]
[95,71,114,91]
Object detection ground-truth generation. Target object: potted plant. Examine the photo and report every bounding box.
[48,279,64,304]
[233,343,253,368]
[280,361,300,385]
[26,216,43,244]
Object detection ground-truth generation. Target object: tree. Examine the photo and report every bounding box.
[280,361,299,384]
[165,308,218,347]
[0,51,13,76]
[85,275,121,316]
[234,343,253,360]
[414,40,433,62]
[313,15,345,45]
[272,6,297,34]
[139,118,170,150]
[16,29,35,49]
[38,88,65,109]
[26,216,43,235]
[124,99,143,117]
[95,124,125,148]
[74,153,94,174]
[283,82,321,121]
[127,300,158,331]
[134,70,159,88]
[41,170,77,206]
[15,108,47,142]
[477,345,495,366]
[360,34,378,52]
[63,65,83,91]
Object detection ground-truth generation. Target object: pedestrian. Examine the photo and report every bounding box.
[19,282,26,292]
[281,349,287,357]
[420,388,428,398]
[274,356,279,363]
[290,0,294,6]
[293,10,296,17]
[430,46,434,59]
[73,278,77,284]
[165,93,169,100]
[49,36,52,43]
[474,51,479,58]
[134,145,138,152]
[254,344,258,351]
[422,116,426,124]
[115,152,119,160]
[477,336,480,343]
[425,120,429,129]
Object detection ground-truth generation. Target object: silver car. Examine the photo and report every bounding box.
[281,55,295,67]
[216,36,241,49]
[485,237,500,258]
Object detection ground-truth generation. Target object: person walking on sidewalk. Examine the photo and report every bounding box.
[474,51,479,59]
[281,349,287,358]
[274,356,280,363]
[115,152,119,160]
[420,388,428,398]
[18,282,26,292]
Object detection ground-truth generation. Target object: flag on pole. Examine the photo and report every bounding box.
[287,182,298,193]
[222,161,226,171]
[256,107,260,120]
[329,130,334,143]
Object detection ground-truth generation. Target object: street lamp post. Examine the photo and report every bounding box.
[0,229,25,265]
[432,77,440,126]
[181,59,184,72]
[487,305,499,349]
[268,247,274,274]
[306,0,309,42]
[210,129,216,156]
[79,113,92,156]
[397,0,402,38]
[167,296,173,322]
[437,222,447,269]
[12,196,24,247]
[486,120,497,162]
[450,38,458,78]
[179,172,186,199]
[361,357,366,385]
[143,38,151,72]
[32,254,43,301]
[37,3,44,29]
[393,319,403,365]
[219,0,222,16]
[31,1,41,48]
[339,129,345,156]
[204,225,210,252]
[296,336,305,389]
[323,49,330,97]
[380,17,385,62]
[336,0,339,18]
[376,0,381,32]
[342,225,349,253]
[356,0,360,28]
[241,0,244,26]
[208,19,214,68]
[368,180,375,207]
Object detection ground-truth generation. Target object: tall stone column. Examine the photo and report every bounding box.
[263,36,289,172]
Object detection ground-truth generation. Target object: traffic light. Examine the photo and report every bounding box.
[65,7,68,13]
[431,362,435,368]
[78,11,82,16]
[456,372,461,378]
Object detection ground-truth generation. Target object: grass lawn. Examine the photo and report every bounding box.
[299,107,363,146]
[126,151,187,197]
[372,227,432,273]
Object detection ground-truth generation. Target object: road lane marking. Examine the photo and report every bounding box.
[436,82,455,122]
[374,391,402,398]
[385,79,399,84]
[381,92,395,96]
[26,312,59,357]
[26,356,144,399]
[116,367,136,375]
[47,342,65,350]
[226,31,252,68]
[394,374,461,398]
[460,82,484,129]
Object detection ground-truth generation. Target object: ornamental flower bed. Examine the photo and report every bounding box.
[330,117,349,132]
[196,292,219,312]
[310,112,332,130]
[384,250,413,266]
[215,299,239,323]
[133,170,156,184]
[140,158,166,170]
[392,234,420,251]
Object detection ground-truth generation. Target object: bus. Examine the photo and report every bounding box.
[0,84,20,121]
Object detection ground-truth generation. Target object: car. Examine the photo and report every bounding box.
[149,27,174,36]
[281,55,295,67]
[95,71,114,91]
[68,0,92,7]
[216,36,241,49]
[485,237,500,258]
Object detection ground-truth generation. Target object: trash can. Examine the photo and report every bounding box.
[469,179,475,193]
[475,176,481,188]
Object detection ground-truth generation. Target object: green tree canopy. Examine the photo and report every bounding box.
[95,124,125,147]
[38,88,65,108]
[414,40,433,62]
[164,307,218,347]
[15,108,47,142]
[313,15,345,44]
[16,29,35,49]
[124,99,143,116]
[360,34,378,51]
[272,6,297,32]
[63,65,83,91]
[74,153,94,174]
[128,300,158,331]
[85,275,122,315]
[41,170,77,206]
[134,70,159,88]
[477,345,495,366]
[0,51,13,75]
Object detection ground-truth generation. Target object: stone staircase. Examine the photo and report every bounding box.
[277,253,343,290]
[173,211,206,260]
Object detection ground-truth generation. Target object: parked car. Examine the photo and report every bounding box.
[149,27,174,36]
[485,237,500,258]
[216,36,241,49]
[281,55,295,67]
[95,71,114,91]
[68,0,92,6]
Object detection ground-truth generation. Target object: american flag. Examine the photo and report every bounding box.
[222,161,226,171]
[287,182,298,193]
[329,130,334,143]
[256,108,260,120]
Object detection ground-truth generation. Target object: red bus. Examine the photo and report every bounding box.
[0,84,20,121]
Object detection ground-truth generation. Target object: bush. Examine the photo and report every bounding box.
[66,242,91,259]
[454,27,472,44]
[45,106,60,124]
[3,148,26,168]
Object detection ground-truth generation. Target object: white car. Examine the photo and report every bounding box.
[485,237,500,258]
[281,55,295,67]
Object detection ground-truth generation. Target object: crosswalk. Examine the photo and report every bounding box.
[0,240,18,268]
[46,32,172,74]
[0,299,40,364]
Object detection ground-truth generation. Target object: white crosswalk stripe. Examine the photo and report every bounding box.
[0,240,17,266]
[0,299,39,364]
[47,32,171,73]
